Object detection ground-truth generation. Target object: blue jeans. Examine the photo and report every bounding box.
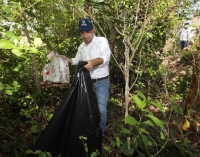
[93,78,109,136]
[180,40,188,50]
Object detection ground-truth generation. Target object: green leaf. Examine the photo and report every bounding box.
[10,36,21,43]
[5,90,12,95]
[46,152,52,157]
[120,127,131,134]
[140,134,148,149]
[103,146,112,153]
[39,152,46,157]
[132,94,146,110]
[13,81,19,88]
[84,143,88,152]
[25,95,31,98]
[148,140,152,146]
[11,48,24,56]
[0,39,16,49]
[143,120,155,127]
[25,150,34,154]
[12,63,22,72]
[19,55,27,59]
[26,113,31,118]
[13,88,18,92]
[150,101,164,111]
[139,128,150,135]
[115,136,121,148]
[5,85,13,90]
[5,31,15,38]
[31,126,38,133]
[136,91,146,101]
[124,149,134,155]
[79,135,87,140]
[160,131,165,140]
[28,47,39,53]
[46,113,53,120]
[91,152,97,157]
[3,6,11,13]
[34,150,42,154]
[123,116,139,125]
[146,115,165,129]
[13,83,19,90]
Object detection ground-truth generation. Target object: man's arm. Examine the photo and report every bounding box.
[177,29,182,38]
[60,54,103,70]
[190,27,197,31]
[59,55,73,64]
[84,58,104,71]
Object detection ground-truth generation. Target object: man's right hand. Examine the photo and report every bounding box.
[59,55,72,64]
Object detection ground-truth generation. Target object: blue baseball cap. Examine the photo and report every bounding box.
[78,18,93,32]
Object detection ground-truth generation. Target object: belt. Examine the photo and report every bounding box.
[92,76,109,82]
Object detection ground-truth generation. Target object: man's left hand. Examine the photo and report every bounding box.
[84,60,95,70]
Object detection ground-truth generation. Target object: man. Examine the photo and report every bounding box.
[60,18,111,136]
[177,22,189,51]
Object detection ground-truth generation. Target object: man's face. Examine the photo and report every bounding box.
[184,24,189,29]
[80,28,94,45]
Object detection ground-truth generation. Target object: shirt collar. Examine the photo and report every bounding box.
[83,35,97,46]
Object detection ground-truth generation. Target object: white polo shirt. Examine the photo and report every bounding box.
[71,35,111,79]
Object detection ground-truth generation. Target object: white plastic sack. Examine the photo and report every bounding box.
[42,51,70,83]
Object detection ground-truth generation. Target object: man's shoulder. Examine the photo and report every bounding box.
[94,36,108,43]
[77,42,86,51]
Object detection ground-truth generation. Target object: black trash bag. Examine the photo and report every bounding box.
[32,61,102,157]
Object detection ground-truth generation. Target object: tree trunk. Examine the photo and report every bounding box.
[107,20,117,53]
[124,43,130,117]
[20,3,41,94]
[124,41,131,152]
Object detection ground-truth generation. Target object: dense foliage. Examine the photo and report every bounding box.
[0,0,200,157]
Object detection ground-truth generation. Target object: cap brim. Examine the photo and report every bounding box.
[78,27,93,32]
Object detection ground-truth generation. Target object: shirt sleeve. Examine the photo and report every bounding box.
[71,46,83,65]
[98,38,111,67]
